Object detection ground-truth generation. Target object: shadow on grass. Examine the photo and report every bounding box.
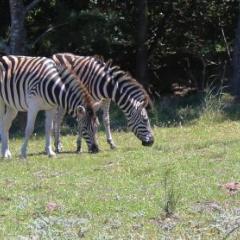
[150,93,204,127]
[151,92,240,127]
[222,100,240,121]
[27,150,93,156]
[8,92,240,137]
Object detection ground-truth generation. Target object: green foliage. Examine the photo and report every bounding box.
[0,1,237,94]
[1,1,236,76]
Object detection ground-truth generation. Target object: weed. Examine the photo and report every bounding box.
[200,84,226,123]
[161,168,180,218]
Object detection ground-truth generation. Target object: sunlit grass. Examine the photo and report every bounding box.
[1,119,240,239]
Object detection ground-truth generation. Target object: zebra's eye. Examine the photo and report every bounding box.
[86,108,93,116]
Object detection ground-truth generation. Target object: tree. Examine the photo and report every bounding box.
[9,0,26,54]
[9,0,42,55]
[135,0,148,85]
[8,0,42,131]
[232,6,240,98]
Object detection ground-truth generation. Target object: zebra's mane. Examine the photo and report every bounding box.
[57,61,95,110]
[93,55,152,109]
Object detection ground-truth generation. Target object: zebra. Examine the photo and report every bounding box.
[0,55,100,159]
[52,53,154,152]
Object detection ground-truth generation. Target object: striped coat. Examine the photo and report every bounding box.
[52,53,154,152]
[0,55,99,158]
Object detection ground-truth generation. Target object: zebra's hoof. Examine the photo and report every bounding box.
[20,154,27,160]
[55,148,62,154]
[110,144,117,150]
[48,151,56,158]
[2,150,12,159]
[55,144,63,153]
[76,148,82,154]
[107,139,116,150]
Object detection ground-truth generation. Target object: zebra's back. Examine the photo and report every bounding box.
[0,55,62,111]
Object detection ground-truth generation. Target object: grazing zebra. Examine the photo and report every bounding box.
[52,53,154,152]
[0,55,100,158]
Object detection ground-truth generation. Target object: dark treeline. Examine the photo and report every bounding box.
[0,0,239,96]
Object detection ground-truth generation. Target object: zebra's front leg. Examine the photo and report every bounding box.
[53,107,65,153]
[76,122,83,153]
[0,100,5,143]
[45,109,56,157]
[102,100,116,149]
[20,106,39,159]
[1,106,17,159]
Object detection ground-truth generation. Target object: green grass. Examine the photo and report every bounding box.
[1,118,240,239]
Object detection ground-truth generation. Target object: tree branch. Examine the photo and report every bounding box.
[147,4,173,61]
[25,0,42,14]
[30,22,70,48]
[221,26,232,62]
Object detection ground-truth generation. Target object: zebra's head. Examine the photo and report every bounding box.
[126,99,154,147]
[76,103,100,153]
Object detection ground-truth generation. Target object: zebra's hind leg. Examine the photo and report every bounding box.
[0,100,5,142]
[1,106,17,159]
[102,100,116,149]
[20,105,39,159]
[53,107,65,153]
[76,122,83,153]
[45,109,56,157]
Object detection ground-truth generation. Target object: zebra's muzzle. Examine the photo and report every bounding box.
[142,137,154,146]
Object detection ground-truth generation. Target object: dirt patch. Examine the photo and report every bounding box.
[192,201,223,213]
[222,182,240,195]
[150,214,179,231]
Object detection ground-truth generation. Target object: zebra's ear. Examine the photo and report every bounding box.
[76,106,86,119]
[105,59,113,69]
[138,101,145,111]
[139,95,152,111]
[138,99,149,111]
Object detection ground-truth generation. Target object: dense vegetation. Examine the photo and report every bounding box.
[1,0,239,132]
[0,1,239,95]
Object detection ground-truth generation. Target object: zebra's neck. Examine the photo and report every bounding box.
[73,57,146,105]
[73,57,113,101]
[57,68,91,117]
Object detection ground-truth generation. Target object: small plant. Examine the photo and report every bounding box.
[161,168,180,218]
[200,84,226,123]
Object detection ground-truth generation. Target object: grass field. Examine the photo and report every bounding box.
[1,114,240,239]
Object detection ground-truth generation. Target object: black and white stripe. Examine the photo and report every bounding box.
[0,55,99,158]
[52,53,154,150]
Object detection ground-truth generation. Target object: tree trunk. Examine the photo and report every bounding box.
[8,0,42,131]
[9,0,28,131]
[9,0,27,55]
[135,0,148,85]
[232,8,240,98]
